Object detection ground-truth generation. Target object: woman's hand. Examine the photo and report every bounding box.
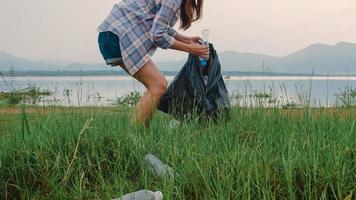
[188,43,210,58]
[170,37,209,58]
[190,36,202,44]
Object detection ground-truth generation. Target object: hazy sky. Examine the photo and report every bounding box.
[1,0,356,63]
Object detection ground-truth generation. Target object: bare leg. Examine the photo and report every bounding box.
[125,60,167,127]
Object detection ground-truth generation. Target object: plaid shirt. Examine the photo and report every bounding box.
[97,0,181,75]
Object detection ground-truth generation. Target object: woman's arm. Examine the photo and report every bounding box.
[170,39,209,58]
[150,0,181,49]
[151,0,202,49]
[174,32,201,44]
[150,0,208,57]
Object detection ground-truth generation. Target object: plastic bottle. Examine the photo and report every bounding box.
[199,29,210,66]
[113,190,163,200]
[168,119,181,129]
[144,154,174,179]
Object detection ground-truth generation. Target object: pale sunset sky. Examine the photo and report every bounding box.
[0,0,356,63]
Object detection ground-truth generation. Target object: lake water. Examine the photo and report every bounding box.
[1,76,355,107]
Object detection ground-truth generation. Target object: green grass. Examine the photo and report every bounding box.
[0,106,355,199]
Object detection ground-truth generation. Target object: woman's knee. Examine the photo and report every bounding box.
[149,78,167,97]
[133,59,167,97]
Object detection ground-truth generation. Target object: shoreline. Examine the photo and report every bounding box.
[3,75,356,81]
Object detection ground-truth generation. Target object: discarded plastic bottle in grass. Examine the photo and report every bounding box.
[144,154,174,180]
[112,190,163,200]
[168,119,181,129]
[199,29,210,66]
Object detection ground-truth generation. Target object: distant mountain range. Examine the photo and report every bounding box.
[158,42,356,74]
[0,51,111,72]
[1,42,356,75]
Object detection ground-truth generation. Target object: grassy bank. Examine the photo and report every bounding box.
[0,106,355,199]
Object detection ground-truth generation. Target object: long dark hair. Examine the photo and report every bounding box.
[180,0,204,30]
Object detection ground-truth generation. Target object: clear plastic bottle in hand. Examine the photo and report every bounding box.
[199,29,210,66]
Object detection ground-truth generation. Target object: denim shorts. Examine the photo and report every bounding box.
[98,31,123,67]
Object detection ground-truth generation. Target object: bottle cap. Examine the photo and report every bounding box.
[154,191,163,200]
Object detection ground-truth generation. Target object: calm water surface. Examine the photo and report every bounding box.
[1,76,355,107]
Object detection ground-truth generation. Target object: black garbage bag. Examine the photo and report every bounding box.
[158,43,230,121]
